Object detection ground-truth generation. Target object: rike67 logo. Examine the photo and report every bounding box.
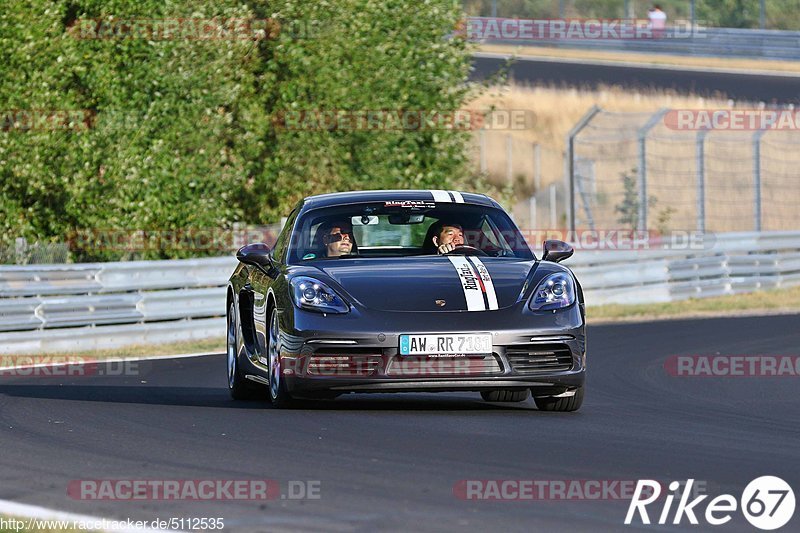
[626,477,795,530]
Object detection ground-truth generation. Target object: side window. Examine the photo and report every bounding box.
[476,216,517,255]
[478,218,501,248]
[272,207,300,262]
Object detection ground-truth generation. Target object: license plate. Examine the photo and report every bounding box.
[399,334,492,356]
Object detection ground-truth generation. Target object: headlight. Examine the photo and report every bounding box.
[289,276,349,314]
[529,272,576,311]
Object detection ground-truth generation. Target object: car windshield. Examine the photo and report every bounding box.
[287,201,535,263]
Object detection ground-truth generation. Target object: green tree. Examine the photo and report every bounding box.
[1,0,485,261]
[697,0,760,28]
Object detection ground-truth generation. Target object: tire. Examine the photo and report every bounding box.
[533,387,584,412]
[227,300,265,401]
[267,307,295,408]
[480,389,529,402]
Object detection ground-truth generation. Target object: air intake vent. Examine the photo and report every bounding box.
[506,344,573,374]
[387,355,503,377]
[307,355,383,376]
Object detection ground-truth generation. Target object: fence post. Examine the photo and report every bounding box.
[506,135,513,183]
[575,158,596,231]
[550,184,557,229]
[753,128,767,231]
[696,129,708,233]
[15,237,27,265]
[637,109,669,232]
[760,0,766,29]
[529,196,537,230]
[491,0,497,18]
[565,105,600,232]
[534,143,541,192]
[690,0,696,34]
[232,222,242,250]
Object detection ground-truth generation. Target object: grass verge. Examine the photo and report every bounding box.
[588,285,800,323]
[478,43,800,75]
[1,337,225,361]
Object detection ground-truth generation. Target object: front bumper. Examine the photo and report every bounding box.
[274,302,586,395]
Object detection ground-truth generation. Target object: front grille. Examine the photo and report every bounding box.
[307,354,383,376]
[505,343,573,374]
[386,355,503,377]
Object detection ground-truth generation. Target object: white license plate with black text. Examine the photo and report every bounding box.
[399,334,492,356]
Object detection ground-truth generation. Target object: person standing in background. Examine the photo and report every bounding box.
[648,4,667,38]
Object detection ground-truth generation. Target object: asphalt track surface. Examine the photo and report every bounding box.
[1,314,798,532]
[471,55,800,104]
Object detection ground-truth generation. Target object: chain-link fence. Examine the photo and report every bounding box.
[468,128,566,228]
[463,0,800,30]
[0,240,71,265]
[565,107,800,233]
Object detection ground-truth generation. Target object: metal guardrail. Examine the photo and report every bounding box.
[570,232,800,305]
[0,257,236,333]
[0,257,235,297]
[1,232,799,354]
[0,318,225,356]
[0,257,236,354]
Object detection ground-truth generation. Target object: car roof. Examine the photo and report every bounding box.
[300,190,501,210]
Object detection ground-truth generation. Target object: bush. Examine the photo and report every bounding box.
[0,0,483,261]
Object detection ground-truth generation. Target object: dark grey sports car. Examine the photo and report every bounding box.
[226,190,586,410]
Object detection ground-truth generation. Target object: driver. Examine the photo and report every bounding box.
[321,221,354,257]
[432,222,464,254]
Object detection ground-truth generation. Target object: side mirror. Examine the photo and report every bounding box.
[236,243,275,274]
[542,240,574,263]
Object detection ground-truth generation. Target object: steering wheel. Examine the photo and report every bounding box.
[443,245,488,257]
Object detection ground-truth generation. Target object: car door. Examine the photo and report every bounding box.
[247,207,300,358]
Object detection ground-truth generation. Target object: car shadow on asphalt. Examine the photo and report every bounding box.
[0,384,545,411]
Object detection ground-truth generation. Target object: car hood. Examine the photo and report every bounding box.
[304,256,541,312]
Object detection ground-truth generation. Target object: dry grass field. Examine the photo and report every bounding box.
[465,84,800,232]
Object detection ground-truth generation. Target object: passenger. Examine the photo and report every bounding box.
[320,221,354,257]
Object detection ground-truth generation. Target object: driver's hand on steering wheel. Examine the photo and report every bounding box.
[437,242,458,254]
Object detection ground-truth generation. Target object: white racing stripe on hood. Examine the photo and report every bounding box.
[451,191,464,203]
[447,256,487,311]
[468,257,498,310]
[430,190,451,202]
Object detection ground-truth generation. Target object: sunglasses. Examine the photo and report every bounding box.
[326,231,352,243]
